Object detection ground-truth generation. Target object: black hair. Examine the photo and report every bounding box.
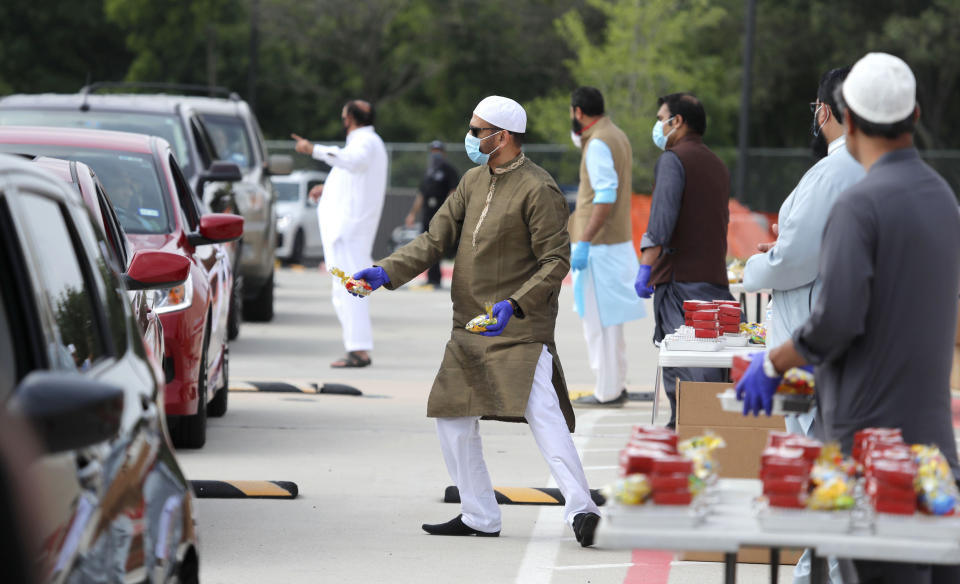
[833,86,915,139]
[344,100,375,126]
[657,93,706,136]
[488,124,525,147]
[571,87,605,117]
[817,67,851,124]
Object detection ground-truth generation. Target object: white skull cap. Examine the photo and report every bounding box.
[473,96,527,133]
[842,52,916,124]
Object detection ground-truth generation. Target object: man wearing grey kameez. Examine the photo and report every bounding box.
[353,96,602,547]
[738,53,960,583]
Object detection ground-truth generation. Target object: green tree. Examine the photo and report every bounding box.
[528,0,740,191]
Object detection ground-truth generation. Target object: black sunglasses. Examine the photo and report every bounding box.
[469,126,499,138]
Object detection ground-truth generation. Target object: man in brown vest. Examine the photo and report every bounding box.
[567,87,646,408]
[635,92,735,428]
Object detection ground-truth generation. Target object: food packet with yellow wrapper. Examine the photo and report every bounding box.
[465,303,497,333]
[330,267,373,297]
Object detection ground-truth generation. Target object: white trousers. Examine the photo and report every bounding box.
[327,239,373,352]
[436,345,600,533]
[581,270,627,402]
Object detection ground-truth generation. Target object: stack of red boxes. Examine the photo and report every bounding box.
[856,428,917,515]
[683,300,720,338]
[682,300,742,338]
[618,426,696,506]
[759,432,821,508]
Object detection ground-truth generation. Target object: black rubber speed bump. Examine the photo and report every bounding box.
[444,486,605,506]
[191,480,299,499]
[230,381,362,396]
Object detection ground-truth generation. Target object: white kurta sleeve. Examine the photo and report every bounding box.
[312,137,373,172]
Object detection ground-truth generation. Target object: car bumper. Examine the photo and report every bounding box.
[160,310,200,416]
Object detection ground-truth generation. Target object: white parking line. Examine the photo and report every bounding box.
[514,410,605,584]
[553,563,636,571]
[583,465,620,471]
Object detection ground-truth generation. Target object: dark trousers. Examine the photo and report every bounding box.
[653,281,736,428]
[853,560,960,583]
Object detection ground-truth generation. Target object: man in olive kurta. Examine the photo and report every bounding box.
[353,96,602,546]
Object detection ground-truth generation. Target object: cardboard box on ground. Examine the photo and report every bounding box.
[676,380,803,565]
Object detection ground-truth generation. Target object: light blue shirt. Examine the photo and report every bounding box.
[585,138,618,203]
[573,137,645,326]
[743,137,865,346]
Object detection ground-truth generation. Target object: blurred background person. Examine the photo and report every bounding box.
[292,99,387,368]
[405,140,459,290]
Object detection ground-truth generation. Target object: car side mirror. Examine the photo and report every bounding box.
[123,250,191,291]
[197,161,243,194]
[10,371,124,454]
[187,213,244,247]
[268,154,293,176]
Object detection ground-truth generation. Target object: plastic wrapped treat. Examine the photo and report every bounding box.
[740,322,766,345]
[603,474,653,505]
[330,267,374,297]
[465,303,497,333]
[912,445,960,516]
[679,433,726,482]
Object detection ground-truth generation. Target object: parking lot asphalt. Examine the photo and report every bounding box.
[175,265,796,584]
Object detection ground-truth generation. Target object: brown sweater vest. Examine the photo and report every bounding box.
[568,117,633,245]
[649,134,730,286]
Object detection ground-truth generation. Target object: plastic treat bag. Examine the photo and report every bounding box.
[679,433,726,484]
[740,322,766,345]
[465,303,497,333]
[912,445,960,515]
[329,267,373,297]
[807,443,856,510]
[778,367,815,395]
[602,474,652,505]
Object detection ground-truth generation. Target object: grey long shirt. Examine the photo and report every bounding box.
[793,148,960,474]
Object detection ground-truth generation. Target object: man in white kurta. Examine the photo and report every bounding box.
[292,100,387,367]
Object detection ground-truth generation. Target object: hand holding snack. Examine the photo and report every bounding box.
[479,300,514,337]
[466,304,497,333]
[330,266,388,297]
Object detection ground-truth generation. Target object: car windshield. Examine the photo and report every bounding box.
[273,182,299,202]
[0,109,193,177]
[0,144,172,234]
[201,114,254,169]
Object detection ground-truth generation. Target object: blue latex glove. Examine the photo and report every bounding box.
[571,241,590,271]
[480,300,514,337]
[735,352,782,416]
[634,264,655,298]
[351,266,390,297]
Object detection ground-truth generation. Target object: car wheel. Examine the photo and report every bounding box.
[227,273,242,341]
[290,229,305,265]
[207,345,229,418]
[242,271,274,322]
[170,324,209,449]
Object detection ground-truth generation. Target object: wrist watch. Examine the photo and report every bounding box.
[762,352,780,378]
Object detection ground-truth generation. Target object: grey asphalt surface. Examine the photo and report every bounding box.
[175,264,795,584]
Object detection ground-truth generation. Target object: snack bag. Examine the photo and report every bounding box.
[679,433,726,482]
[740,322,766,345]
[465,303,497,333]
[912,445,960,515]
[807,442,856,510]
[602,474,652,505]
[329,267,373,297]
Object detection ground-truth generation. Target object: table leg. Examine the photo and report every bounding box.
[755,293,762,324]
[770,548,780,584]
[724,552,737,584]
[650,366,662,424]
[809,550,827,584]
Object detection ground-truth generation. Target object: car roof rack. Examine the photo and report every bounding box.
[79,82,241,101]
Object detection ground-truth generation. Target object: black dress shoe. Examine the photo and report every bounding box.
[422,514,499,537]
[573,512,600,547]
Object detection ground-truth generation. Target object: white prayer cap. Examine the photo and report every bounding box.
[473,96,527,133]
[841,52,916,124]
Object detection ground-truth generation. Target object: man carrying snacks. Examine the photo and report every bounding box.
[351,96,602,546]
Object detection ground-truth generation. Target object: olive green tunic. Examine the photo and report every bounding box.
[378,153,576,432]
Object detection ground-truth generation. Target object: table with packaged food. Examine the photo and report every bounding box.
[596,424,960,584]
[650,299,767,423]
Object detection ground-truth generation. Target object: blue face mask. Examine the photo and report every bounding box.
[464,130,503,165]
[651,117,676,150]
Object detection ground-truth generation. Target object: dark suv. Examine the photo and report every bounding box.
[0,84,287,332]
[0,153,199,583]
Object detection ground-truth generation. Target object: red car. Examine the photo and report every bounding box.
[0,126,243,448]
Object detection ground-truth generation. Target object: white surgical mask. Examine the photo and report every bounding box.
[652,117,676,150]
[570,131,582,149]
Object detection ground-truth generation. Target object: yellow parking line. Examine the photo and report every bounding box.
[494,487,561,504]
[231,481,294,497]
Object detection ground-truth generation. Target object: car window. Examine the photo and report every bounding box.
[0,144,172,235]
[0,109,194,177]
[68,204,129,358]
[94,182,129,269]
[190,118,214,170]
[201,114,254,170]
[13,194,108,373]
[274,182,299,202]
[169,154,201,231]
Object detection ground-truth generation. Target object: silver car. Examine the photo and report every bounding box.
[271,170,326,263]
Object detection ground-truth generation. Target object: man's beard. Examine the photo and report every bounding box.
[810,132,828,161]
[571,117,583,135]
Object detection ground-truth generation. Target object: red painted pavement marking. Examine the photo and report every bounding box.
[623,549,672,584]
